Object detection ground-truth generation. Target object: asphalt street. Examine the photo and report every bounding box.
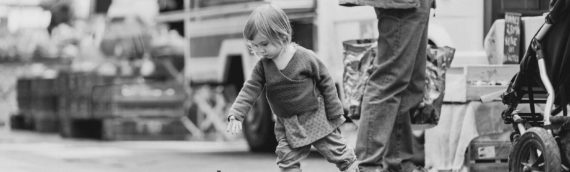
[0,124,359,172]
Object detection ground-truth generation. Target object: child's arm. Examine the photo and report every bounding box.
[312,57,344,120]
[227,61,266,122]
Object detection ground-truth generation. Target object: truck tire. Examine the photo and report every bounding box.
[242,91,277,152]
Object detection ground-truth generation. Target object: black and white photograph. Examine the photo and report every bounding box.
[0,0,568,171]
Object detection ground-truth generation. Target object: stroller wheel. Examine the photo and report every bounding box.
[510,127,561,172]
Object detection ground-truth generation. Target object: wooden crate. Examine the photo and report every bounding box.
[466,133,512,172]
[101,117,188,140]
[444,65,519,102]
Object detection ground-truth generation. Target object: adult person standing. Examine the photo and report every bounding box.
[339,0,434,172]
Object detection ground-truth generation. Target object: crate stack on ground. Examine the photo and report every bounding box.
[90,81,187,140]
[57,72,138,138]
[30,78,59,132]
[57,72,93,137]
[13,78,32,129]
[10,78,33,129]
[12,71,189,141]
[14,78,59,132]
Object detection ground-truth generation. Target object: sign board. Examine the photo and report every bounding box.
[504,12,522,64]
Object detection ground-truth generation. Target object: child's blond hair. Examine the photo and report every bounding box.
[243,4,292,45]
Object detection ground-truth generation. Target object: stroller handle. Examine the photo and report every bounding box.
[529,22,555,131]
[535,23,552,41]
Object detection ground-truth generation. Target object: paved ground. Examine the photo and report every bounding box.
[0,124,360,172]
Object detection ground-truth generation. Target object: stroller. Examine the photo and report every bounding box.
[500,0,570,171]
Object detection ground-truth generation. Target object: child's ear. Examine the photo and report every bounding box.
[280,34,289,43]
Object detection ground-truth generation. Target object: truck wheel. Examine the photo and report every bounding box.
[242,91,277,152]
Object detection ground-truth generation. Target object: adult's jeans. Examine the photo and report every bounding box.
[355,0,431,172]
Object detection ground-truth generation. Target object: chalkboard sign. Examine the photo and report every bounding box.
[504,12,522,64]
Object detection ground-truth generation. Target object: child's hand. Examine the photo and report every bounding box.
[226,115,242,135]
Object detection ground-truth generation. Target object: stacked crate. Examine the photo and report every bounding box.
[29,78,59,132]
[16,72,190,140]
[91,82,187,140]
[55,72,70,136]
[57,72,90,137]
[14,78,59,132]
[15,78,33,129]
[57,72,138,137]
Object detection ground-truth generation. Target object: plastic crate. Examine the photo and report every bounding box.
[91,82,186,118]
[16,78,32,110]
[32,115,59,133]
[30,78,57,97]
[101,117,187,140]
[81,74,137,97]
[91,82,185,103]
[66,96,92,119]
[91,101,185,118]
[30,96,58,112]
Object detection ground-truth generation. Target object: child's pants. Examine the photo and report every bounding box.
[275,129,357,172]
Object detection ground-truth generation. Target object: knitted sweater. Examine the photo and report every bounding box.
[229,45,344,121]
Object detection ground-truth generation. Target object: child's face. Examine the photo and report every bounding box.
[249,33,283,60]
